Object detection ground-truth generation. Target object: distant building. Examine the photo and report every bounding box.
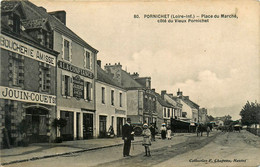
[95,61,127,138]
[104,63,157,125]
[161,90,182,119]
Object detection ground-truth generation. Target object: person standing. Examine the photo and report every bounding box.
[142,123,151,157]
[149,124,156,141]
[160,123,167,139]
[122,118,134,157]
[166,126,172,140]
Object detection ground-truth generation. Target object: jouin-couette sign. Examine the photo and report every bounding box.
[73,75,84,99]
[0,86,56,106]
[58,61,94,79]
[0,34,56,66]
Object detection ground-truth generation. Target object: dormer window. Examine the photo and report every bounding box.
[13,14,20,34]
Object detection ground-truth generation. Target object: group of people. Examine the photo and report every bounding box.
[122,118,173,157]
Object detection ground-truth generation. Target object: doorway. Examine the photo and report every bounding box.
[83,113,93,139]
[99,116,107,138]
[117,117,123,137]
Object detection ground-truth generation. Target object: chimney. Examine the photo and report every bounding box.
[104,62,122,85]
[152,88,155,92]
[38,6,47,12]
[177,88,183,97]
[49,10,66,25]
[169,93,173,96]
[161,90,167,97]
[97,60,101,67]
[131,72,139,79]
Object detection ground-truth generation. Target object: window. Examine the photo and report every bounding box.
[85,51,90,69]
[164,108,166,118]
[102,87,105,104]
[13,14,20,34]
[171,110,174,118]
[85,82,91,100]
[12,59,19,85]
[168,108,170,118]
[119,93,122,107]
[63,39,71,61]
[64,75,70,96]
[41,68,48,91]
[111,90,114,105]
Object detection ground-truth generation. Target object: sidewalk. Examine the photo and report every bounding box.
[0,133,192,166]
[0,137,143,166]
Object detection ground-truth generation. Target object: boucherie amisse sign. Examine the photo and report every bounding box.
[0,34,56,66]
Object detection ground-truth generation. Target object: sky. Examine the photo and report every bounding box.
[32,0,259,120]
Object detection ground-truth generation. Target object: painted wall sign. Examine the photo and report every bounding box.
[0,86,56,106]
[0,34,56,66]
[58,60,94,79]
[73,75,84,99]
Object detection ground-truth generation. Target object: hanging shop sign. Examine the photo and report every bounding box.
[73,75,84,99]
[0,34,56,66]
[0,86,56,106]
[58,60,93,79]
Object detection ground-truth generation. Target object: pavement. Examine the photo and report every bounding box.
[0,136,143,166]
[0,133,190,166]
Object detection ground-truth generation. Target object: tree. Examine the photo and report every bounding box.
[240,101,260,126]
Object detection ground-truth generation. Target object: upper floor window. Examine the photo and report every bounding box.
[85,51,90,69]
[111,90,114,106]
[119,92,122,107]
[12,58,19,85]
[62,36,72,62]
[167,108,170,118]
[41,68,48,91]
[64,75,70,96]
[102,87,105,104]
[13,14,20,34]
[164,108,166,118]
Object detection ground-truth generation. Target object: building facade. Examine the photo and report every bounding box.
[95,62,127,138]
[0,1,59,147]
[161,90,182,119]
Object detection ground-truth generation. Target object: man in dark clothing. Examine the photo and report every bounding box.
[122,118,134,157]
[150,124,156,141]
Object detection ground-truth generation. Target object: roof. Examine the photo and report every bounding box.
[181,96,200,109]
[97,65,124,90]
[154,92,174,108]
[15,1,98,53]
[120,70,143,89]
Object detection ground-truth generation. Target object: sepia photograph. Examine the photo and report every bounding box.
[0,0,259,166]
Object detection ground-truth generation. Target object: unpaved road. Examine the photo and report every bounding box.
[5,130,260,167]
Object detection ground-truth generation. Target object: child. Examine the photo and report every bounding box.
[166,126,172,140]
[142,123,151,157]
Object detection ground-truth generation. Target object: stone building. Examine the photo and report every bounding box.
[1,1,99,141]
[0,1,59,147]
[104,63,157,125]
[95,61,127,138]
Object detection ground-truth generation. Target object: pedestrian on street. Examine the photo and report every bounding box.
[160,123,167,139]
[149,123,156,141]
[166,126,172,140]
[142,123,151,157]
[122,118,134,157]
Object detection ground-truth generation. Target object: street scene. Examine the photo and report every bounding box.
[0,0,259,167]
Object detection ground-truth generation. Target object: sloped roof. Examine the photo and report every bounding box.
[97,65,124,90]
[181,96,199,109]
[16,1,98,53]
[154,92,174,108]
[120,70,143,89]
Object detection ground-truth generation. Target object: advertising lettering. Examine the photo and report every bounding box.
[0,34,56,66]
[0,86,56,106]
[73,75,84,99]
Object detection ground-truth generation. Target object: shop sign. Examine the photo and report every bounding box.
[58,61,93,79]
[115,109,126,115]
[0,86,56,106]
[0,34,56,66]
[73,75,84,99]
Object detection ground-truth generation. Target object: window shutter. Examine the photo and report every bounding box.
[89,83,92,100]
[69,41,72,62]
[61,38,64,60]
[90,53,93,70]
[70,77,73,96]
[83,50,86,68]
[61,75,65,96]
[84,82,87,100]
